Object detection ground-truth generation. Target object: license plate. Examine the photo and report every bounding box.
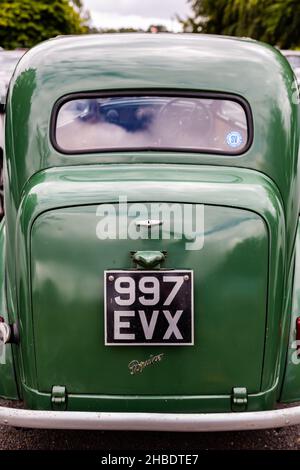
[104,270,193,346]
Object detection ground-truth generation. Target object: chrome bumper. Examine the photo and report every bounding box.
[1,405,300,431]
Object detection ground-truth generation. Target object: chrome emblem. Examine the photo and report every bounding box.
[128,353,164,375]
[135,219,163,228]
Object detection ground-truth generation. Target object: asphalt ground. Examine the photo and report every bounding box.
[1,400,300,450]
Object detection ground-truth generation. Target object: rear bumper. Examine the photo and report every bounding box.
[1,404,300,431]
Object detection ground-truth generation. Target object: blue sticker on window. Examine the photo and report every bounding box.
[226,131,243,148]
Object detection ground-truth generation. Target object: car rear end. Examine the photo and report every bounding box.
[1,34,299,430]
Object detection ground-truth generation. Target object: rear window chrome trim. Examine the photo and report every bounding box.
[50,89,254,157]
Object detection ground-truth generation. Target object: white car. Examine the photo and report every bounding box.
[0,50,26,152]
[0,50,23,217]
[0,50,26,101]
[281,50,300,83]
[0,114,3,151]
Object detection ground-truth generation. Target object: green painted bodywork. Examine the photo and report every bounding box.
[281,218,300,402]
[0,220,18,399]
[1,34,300,412]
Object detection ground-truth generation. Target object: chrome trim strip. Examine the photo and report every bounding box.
[0,406,299,431]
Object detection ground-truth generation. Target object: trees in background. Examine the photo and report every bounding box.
[147,24,169,33]
[96,25,169,34]
[0,0,170,48]
[181,0,300,49]
[0,0,89,49]
[97,28,144,34]
[4,0,298,50]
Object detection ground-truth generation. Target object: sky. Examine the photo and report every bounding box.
[83,0,192,32]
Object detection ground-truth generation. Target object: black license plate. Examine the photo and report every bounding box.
[105,270,193,346]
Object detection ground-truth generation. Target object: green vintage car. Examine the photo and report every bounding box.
[0,33,300,431]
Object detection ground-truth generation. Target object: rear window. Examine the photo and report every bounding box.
[54,95,250,154]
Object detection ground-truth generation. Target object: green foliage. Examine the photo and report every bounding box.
[181,0,300,48]
[0,0,89,49]
[264,0,300,49]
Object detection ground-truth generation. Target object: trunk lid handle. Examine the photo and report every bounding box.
[131,251,166,269]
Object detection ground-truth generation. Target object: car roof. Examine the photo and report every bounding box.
[13,33,289,102]
[7,33,298,213]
